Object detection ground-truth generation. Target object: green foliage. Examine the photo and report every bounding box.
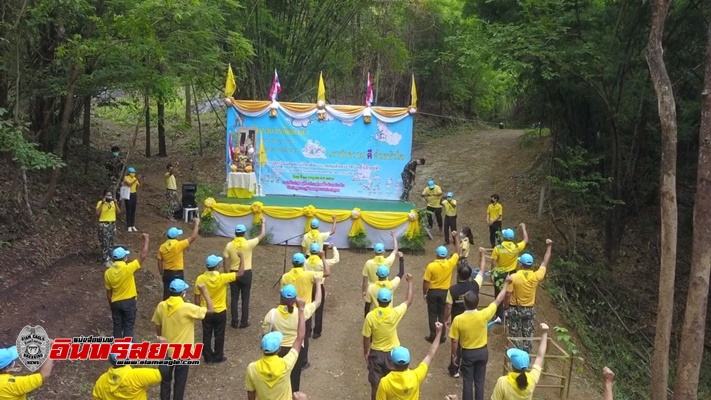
[348,230,370,250]
[399,208,428,253]
[0,110,65,171]
[198,212,216,237]
[248,222,272,245]
[195,182,221,206]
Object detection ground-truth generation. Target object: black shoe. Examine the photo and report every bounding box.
[312,332,322,339]
[425,335,434,343]
[440,336,447,344]
[213,356,227,364]
[231,321,239,329]
[301,362,311,371]
[204,358,214,364]
[238,322,251,329]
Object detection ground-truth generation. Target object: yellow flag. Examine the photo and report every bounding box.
[317,72,326,102]
[258,135,267,167]
[225,64,236,98]
[410,74,417,108]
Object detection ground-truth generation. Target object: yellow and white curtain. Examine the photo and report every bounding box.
[231,100,413,124]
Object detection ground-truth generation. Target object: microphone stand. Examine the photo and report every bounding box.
[272,232,308,288]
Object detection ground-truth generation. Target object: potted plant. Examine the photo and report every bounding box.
[249,222,273,245]
[348,230,370,253]
[198,212,216,237]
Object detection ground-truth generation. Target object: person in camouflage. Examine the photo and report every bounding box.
[96,189,120,266]
[106,146,125,190]
[399,158,425,201]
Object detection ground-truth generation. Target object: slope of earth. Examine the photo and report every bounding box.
[0,125,601,399]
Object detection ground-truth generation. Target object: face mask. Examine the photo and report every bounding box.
[490,199,495,203]
[105,195,113,201]
[112,152,119,157]
[129,173,136,177]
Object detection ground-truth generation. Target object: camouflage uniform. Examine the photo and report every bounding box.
[508,305,535,353]
[165,189,180,219]
[98,222,116,263]
[106,156,124,188]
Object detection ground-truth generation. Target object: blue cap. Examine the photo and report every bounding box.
[428,180,435,189]
[376,265,389,278]
[206,254,223,268]
[280,284,297,299]
[0,346,19,369]
[169,278,189,293]
[167,227,183,239]
[436,246,448,257]
[310,219,319,229]
[377,288,392,303]
[518,253,534,266]
[447,192,453,198]
[127,167,136,173]
[261,331,284,353]
[391,346,411,365]
[112,247,130,260]
[292,253,306,265]
[309,243,321,254]
[502,229,515,240]
[373,243,385,254]
[507,348,530,370]
[235,224,247,233]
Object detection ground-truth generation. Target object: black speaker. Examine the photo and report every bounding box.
[181,183,197,208]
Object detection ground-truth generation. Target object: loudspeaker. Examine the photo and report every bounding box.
[181,183,197,208]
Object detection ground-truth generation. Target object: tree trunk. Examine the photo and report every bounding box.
[82,95,91,172]
[157,100,167,156]
[646,0,678,398]
[0,68,8,114]
[672,20,711,400]
[145,95,151,158]
[184,85,192,126]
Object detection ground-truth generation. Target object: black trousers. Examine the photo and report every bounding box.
[302,317,312,363]
[110,298,137,339]
[312,283,325,335]
[426,206,443,231]
[125,193,137,227]
[448,342,463,376]
[460,346,488,400]
[201,311,227,362]
[444,216,457,244]
[230,270,252,326]
[278,345,307,391]
[367,349,394,400]
[159,362,189,400]
[426,289,447,339]
[162,270,184,301]
[489,221,502,247]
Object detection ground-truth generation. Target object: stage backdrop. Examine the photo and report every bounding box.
[226,104,413,201]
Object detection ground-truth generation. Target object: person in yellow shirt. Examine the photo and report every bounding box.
[246,297,307,400]
[261,279,322,392]
[104,234,150,340]
[122,167,141,232]
[449,277,509,400]
[458,226,474,269]
[442,192,458,244]
[152,279,214,400]
[486,194,503,247]
[97,189,121,266]
[506,239,553,353]
[157,219,200,301]
[300,216,337,254]
[362,232,399,317]
[223,219,267,329]
[92,349,165,400]
[422,232,460,343]
[365,253,405,313]
[491,323,549,400]
[491,223,529,321]
[164,163,179,221]
[0,344,54,400]
[303,242,339,339]
[194,253,245,364]
[421,179,443,234]
[375,322,444,400]
[362,275,414,400]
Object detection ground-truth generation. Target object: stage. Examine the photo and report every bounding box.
[203,195,421,249]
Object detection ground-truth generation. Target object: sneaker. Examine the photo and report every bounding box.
[213,356,227,364]
[127,227,132,232]
[238,322,251,329]
[453,372,460,378]
[494,317,502,324]
[132,226,138,232]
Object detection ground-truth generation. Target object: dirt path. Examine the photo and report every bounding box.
[0,128,599,399]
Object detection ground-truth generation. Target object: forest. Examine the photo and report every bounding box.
[1,0,710,398]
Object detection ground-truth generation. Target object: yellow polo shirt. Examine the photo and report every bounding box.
[157,239,190,271]
[460,238,470,258]
[362,303,408,352]
[223,237,259,271]
[491,365,543,400]
[151,297,207,357]
[124,175,139,194]
[97,201,118,222]
[492,241,526,273]
[362,254,397,284]
[0,373,42,400]
[366,278,401,305]
[449,302,497,349]
[304,247,339,285]
[423,254,460,290]
[281,268,322,305]
[194,271,237,313]
[261,304,317,347]
[104,260,141,302]
[446,275,483,304]
[442,199,457,217]
[422,185,443,208]
[507,266,547,307]
[92,366,162,400]
[375,362,428,400]
[487,203,503,222]
[165,173,177,190]
[300,230,330,253]
[245,351,299,400]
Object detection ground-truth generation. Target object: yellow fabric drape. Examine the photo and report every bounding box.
[404,209,421,239]
[279,102,318,113]
[371,107,410,117]
[233,100,271,112]
[348,208,366,237]
[232,101,410,119]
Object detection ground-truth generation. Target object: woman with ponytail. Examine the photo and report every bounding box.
[458,226,474,268]
[491,323,549,399]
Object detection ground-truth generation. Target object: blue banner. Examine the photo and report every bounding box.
[226,107,413,201]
